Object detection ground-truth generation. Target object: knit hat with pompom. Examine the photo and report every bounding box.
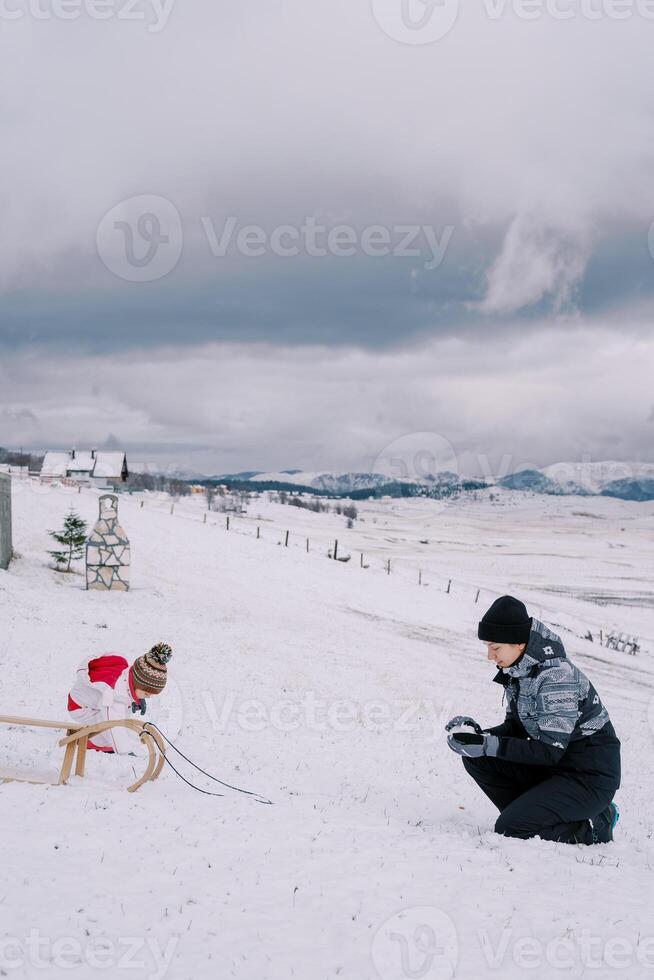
[131,642,172,694]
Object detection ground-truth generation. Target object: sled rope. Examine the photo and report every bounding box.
[158,751,224,797]
[146,723,273,805]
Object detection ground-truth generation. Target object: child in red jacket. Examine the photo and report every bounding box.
[67,642,172,754]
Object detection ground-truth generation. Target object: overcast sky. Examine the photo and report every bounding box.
[1,0,653,475]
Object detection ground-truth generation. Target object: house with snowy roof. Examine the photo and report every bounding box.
[40,448,128,487]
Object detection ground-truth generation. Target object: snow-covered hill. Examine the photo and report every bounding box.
[1,481,654,979]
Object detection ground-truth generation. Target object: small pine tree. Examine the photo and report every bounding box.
[48,510,88,572]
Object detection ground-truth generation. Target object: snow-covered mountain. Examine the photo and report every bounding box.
[496,469,573,495]
[162,460,654,501]
[236,465,651,501]
[250,471,406,492]
[542,460,654,494]
[246,462,654,500]
[237,470,487,499]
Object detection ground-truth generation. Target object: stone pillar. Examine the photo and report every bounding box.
[0,473,12,570]
[86,494,131,591]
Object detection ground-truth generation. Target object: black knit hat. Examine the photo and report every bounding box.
[478,595,532,644]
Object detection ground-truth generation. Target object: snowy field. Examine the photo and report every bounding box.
[1,479,654,980]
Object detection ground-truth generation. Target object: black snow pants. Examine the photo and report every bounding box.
[462,755,618,845]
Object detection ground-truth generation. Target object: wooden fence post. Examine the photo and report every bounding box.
[387,559,391,575]
[285,530,289,548]
[334,539,338,560]
[306,538,309,553]
[257,526,260,540]
[360,552,364,568]
[226,516,230,530]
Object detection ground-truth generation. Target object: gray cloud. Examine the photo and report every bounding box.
[1,226,653,354]
[1,323,652,474]
[0,407,38,426]
[2,5,654,303]
[1,2,653,466]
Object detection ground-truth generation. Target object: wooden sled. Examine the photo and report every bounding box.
[0,715,166,793]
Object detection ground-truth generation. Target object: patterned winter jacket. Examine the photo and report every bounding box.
[488,618,620,782]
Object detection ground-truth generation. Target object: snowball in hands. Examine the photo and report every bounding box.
[444,715,483,735]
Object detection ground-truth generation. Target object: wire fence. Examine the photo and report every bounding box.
[125,492,494,595]
[111,489,649,658]
[11,475,649,659]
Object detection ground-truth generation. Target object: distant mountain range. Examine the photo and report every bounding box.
[196,461,654,501]
[500,462,654,500]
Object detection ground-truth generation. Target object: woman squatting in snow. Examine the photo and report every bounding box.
[67,642,172,754]
[446,596,621,845]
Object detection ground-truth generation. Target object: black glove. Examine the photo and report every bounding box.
[447,732,499,758]
[444,715,483,734]
[131,698,147,716]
